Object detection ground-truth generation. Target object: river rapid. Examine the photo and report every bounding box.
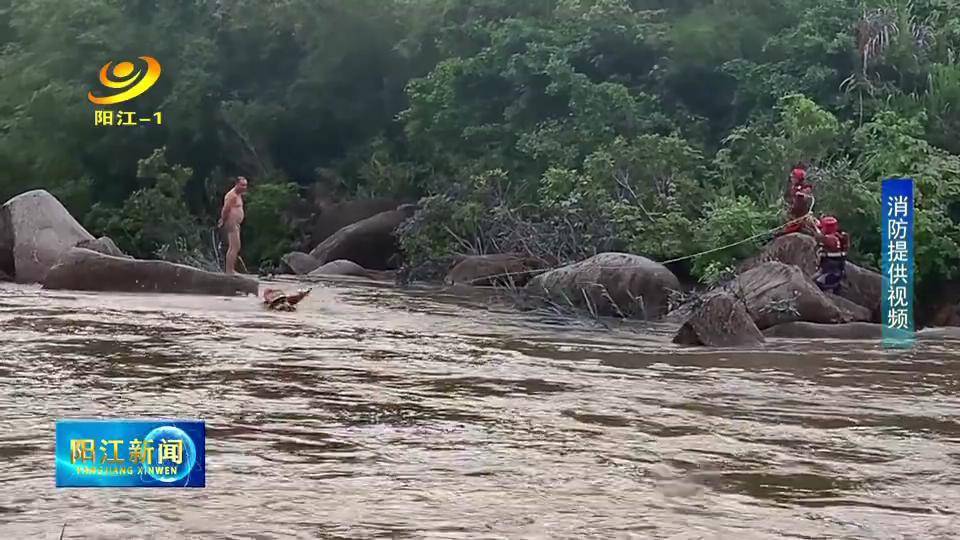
[1,278,958,539]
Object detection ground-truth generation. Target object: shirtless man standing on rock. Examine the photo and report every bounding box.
[218,176,248,274]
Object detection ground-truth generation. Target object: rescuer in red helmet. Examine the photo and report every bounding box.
[785,166,809,204]
[779,165,818,236]
[813,215,850,293]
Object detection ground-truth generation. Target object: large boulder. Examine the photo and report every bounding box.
[445,254,548,287]
[673,292,765,347]
[740,233,881,321]
[43,248,258,296]
[0,190,95,283]
[827,292,874,323]
[281,251,322,275]
[525,253,680,319]
[734,262,842,330]
[395,255,465,285]
[763,322,882,340]
[310,259,369,277]
[308,259,393,280]
[838,262,882,321]
[308,204,417,270]
[76,236,128,258]
[740,233,819,276]
[307,197,405,245]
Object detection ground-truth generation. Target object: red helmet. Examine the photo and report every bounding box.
[791,168,807,181]
[820,216,838,234]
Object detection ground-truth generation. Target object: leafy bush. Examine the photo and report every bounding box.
[86,148,206,263]
[397,194,470,267]
[242,181,301,268]
[853,111,960,284]
[691,196,780,278]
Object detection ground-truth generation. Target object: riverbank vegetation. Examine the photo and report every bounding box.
[1,0,959,300]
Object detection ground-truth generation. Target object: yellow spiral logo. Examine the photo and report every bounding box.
[87,56,162,105]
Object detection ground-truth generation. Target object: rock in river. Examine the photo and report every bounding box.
[734,262,842,330]
[0,189,95,283]
[838,262,883,321]
[306,197,406,245]
[76,236,128,258]
[309,204,417,270]
[827,292,874,323]
[525,253,680,319]
[741,232,881,321]
[43,248,258,296]
[673,292,765,347]
[740,233,820,276]
[281,251,322,275]
[445,254,548,287]
[308,259,393,280]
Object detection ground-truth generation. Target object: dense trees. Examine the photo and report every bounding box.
[1,0,958,297]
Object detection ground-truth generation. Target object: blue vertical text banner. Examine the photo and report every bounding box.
[881,178,915,348]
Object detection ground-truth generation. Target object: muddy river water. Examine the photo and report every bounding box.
[1,278,958,539]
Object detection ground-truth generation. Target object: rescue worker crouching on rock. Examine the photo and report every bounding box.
[813,215,850,293]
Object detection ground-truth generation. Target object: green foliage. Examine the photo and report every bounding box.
[398,194,476,267]
[50,177,95,221]
[698,261,736,287]
[351,137,429,198]
[714,94,842,206]
[691,196,780,277]
[86,148,204,262]
[778,94,842,162]
[921,63,960,153]
[615,207,697,263]
[242,181,301,268]
[808,157,878,267]
[853,110,960,283]
[584,135,706,217]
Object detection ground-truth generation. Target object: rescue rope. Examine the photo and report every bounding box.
[458,199,817,286]
[659,195,816,265]
[659,218,801,265]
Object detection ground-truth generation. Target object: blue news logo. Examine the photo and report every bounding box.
[55,419,205,488]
